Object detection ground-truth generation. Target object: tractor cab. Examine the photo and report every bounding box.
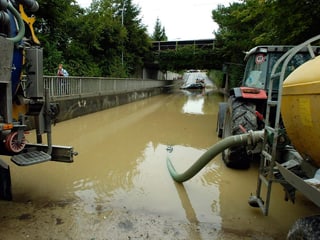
[242,45,319,93]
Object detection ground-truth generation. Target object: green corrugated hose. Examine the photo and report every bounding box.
[167,130,264,183]
[7,3,25,43]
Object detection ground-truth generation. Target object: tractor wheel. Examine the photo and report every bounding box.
[287,215,320,240]
[221,97,257,169]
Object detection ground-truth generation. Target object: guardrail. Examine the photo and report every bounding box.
[41,76,168,98]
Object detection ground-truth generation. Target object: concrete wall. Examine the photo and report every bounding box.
[52,86,170,122]
[142,68,181,81]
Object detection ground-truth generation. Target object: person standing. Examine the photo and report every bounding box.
[57,63,69,95]
[57,63,69,77]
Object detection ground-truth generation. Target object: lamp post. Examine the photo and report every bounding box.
[121,1,125,66]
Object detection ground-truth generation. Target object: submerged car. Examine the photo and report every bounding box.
[180,70,208,89]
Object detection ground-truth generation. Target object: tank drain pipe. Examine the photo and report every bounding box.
[44,88,52,155]
[167,130,264,183]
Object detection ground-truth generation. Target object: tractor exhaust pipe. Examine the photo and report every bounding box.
[167,130,264,183]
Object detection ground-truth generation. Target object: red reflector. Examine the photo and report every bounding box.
[242,88,260,94]
[240,87,267,99]
[255,111,264,121]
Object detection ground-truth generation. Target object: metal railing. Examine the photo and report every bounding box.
[42,76,168,98]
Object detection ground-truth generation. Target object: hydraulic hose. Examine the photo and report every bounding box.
[7,2,25,43]
[167,130,264,183]
[19,0,39,12]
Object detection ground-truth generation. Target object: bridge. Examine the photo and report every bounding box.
[150,39,217,71]
[152,39,215,52]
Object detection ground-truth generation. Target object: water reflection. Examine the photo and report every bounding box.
[166,144,221,222]
[71,140,221,227]
[182,97,204,115]
[181,89,216,116]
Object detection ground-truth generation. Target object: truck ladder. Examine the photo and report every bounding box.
[250,35,320,216]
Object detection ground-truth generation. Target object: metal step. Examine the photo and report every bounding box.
[259,173,271,186]
[265,126,275,133]
[270,72,280,80]
[262,150,272,161]
[11,151,51,166]
[267,100,278,107]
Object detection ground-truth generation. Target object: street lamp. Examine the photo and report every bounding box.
[121,0,126,66]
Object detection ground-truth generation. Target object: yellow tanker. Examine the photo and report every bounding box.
[281,55,320,167]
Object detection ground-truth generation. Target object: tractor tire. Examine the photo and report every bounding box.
[222,96,257,169]
[287,215,320,240]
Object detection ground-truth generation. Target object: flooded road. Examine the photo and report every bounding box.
[0,90,319,239]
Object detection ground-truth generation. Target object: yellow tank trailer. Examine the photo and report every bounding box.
[281,55,320,167]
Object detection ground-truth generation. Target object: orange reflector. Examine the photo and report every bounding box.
[2,124,13,130]
[242,88,261,94]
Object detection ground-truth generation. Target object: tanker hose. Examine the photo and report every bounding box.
[167,130,264,183]
[7,1,25,43]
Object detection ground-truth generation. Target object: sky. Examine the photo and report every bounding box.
[77,0,239,41]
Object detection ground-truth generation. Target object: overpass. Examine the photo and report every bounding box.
[152,39,215,52]
[149,39,216,71]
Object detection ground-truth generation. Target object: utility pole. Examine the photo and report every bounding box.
[121,0,125,66]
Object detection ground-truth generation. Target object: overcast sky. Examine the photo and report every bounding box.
[77,0,238,40]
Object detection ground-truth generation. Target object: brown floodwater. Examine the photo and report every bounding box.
[0,90,319,239]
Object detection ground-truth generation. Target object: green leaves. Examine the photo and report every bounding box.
[151,17,167,41]
[35,0,150,77]
[211,0,320,88]
[156,46,217,71]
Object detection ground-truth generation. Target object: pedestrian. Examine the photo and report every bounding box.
[57,63,69,77]
[57,63,69,95]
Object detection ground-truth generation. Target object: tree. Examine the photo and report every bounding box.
[35,0,80,74]
[34,0,151,77]
[211,0,320,88]
[151,17,167,41]
[262,0,320,44]
[156,46,218,72]
[112,0,152,77]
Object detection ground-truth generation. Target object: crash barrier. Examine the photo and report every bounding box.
[42,76,168,98]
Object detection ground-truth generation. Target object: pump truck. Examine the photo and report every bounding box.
[0,0,75,200]
[167,35,320,238]
[216,41,320,169]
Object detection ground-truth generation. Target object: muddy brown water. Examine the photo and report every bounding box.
[0,90,319,240]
